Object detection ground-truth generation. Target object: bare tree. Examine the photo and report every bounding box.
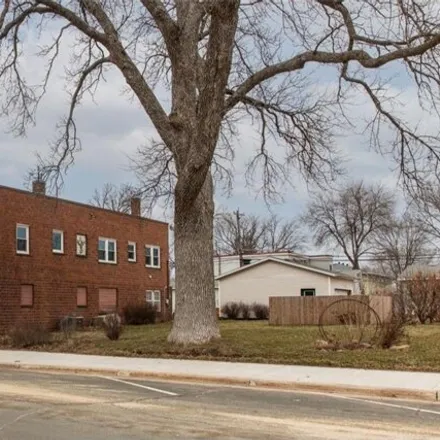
[414,186,440,245]
[4,2,440,343]
[215,212,304,255]
[90,183,138,214]
[304,181,394,270]
[373,213,434,279]
[215,212,265,255]
[262,215,306,253]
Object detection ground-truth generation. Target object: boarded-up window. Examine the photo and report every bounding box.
[99,288,117,313]
[20,285,33,307]
[77,287,87,307]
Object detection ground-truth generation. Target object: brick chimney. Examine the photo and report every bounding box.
[130,197,141,216]
[32,180,46,195]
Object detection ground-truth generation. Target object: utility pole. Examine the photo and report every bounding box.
[234,208,244,267]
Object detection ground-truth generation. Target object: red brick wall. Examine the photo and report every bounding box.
[0,186,170,332]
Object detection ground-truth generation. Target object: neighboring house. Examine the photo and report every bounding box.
[332,263,394,295]
[0,182,170,332]
[214,251,334,276]
[216,257,355,309]
[399,264,440,281]
[358,271,394,295]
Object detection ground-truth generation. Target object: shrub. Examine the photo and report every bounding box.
[9,322,52,348]
[252,303,269,320]
[59,315,77,340]
[400,272,440,324]
[103,313,123,341]
[123,303,157,325]
[222,302,240,319]
[379,315,407,349]
[238,302,251,320]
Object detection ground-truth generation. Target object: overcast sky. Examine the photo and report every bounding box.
[0,75,418,220]
[0,18,434,234]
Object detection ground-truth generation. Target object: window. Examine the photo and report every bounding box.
[146,290,161,310]
[16,224,29,255]
[20,285,33,307]
[145,245,160,268]
[242,258,252,266]
[76,234,87,256]
[128,241,136,262]
[52,230,64,254]
[335,288,352,296]
[77,287,87,307]
[98,238,117,263]
[301,288,316,297]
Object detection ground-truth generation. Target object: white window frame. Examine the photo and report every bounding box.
[98,237,117,264]
[52,229,64,254]
[128,241,137,262]
[16,224,29,255]
[146,290,161,310]
[145,245,161,268]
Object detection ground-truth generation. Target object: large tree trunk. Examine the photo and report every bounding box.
[168,171,220,345]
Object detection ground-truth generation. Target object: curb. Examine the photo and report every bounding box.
[1,362,438,402]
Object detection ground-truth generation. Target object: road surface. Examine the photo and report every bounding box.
[1,369,439,439]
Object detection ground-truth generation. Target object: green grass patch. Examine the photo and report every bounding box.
[7,320,440,371]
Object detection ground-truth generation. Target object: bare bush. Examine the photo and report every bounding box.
[400,272,440,324]
[252,303,269,320]
[9,323,52,348]
[59,315,77,340]
[379,315,407,349]
[103,314,123,341]
[238,302,251,320]
[123,303,157,325]
[222,302,241,320]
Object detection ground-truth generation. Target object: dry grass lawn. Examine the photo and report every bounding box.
[14,320,440,372]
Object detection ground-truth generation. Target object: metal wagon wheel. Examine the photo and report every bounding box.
[318,298,382,348]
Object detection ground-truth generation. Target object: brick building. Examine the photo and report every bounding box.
[0,182,170,332]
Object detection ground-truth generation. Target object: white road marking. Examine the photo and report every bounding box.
[0,409,41,432]
[99,376,179,396]
[318,392,440,416]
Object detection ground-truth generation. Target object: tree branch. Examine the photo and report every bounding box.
[139,0,179,48]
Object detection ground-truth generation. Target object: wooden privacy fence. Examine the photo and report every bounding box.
[269,295,393,326]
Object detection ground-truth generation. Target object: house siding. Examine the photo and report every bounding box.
[218,260,354,307]
[0,186,170,332]
[330,278,355,294]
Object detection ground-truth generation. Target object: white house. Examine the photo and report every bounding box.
[216,257,355,309]
[171,251,359,314]
[214,251,335,276]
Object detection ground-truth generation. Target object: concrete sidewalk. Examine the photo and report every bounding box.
[1,350,440,401]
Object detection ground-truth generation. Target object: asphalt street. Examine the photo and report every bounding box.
[1,369,440,439]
